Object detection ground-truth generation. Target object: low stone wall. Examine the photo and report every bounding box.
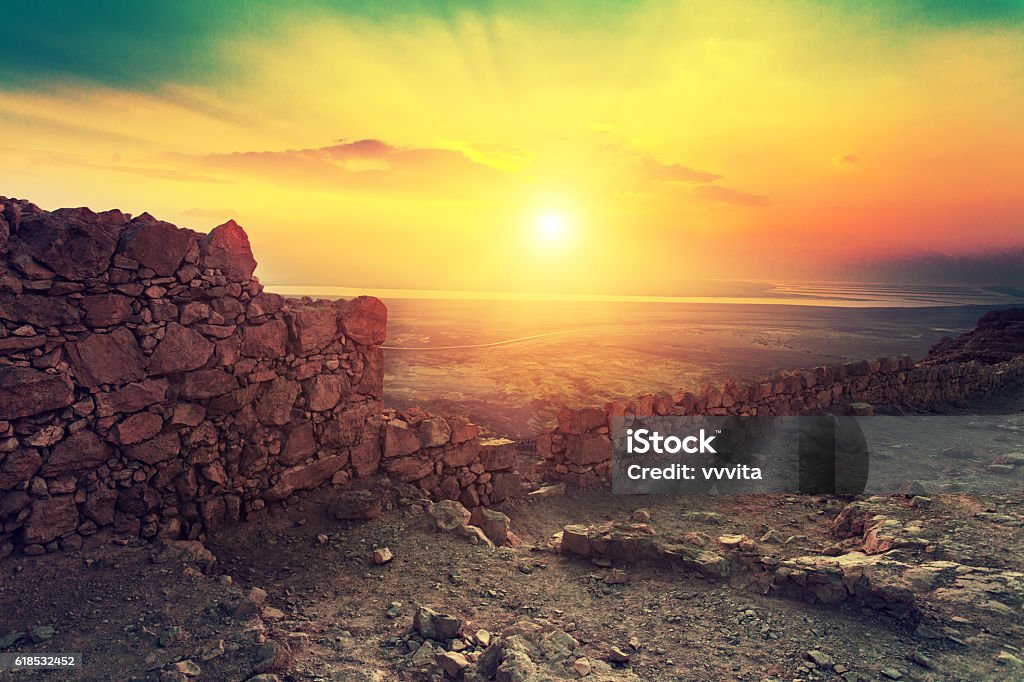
[381,409,522,508]
[0,198,390,558]
[538,354,1024,487]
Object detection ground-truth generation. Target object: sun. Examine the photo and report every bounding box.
[536,212,567,242]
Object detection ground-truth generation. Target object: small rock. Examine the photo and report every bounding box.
[435,651,469,677]
[262,607,285,621]
[410,641,435,666]
[806,650,833,667]
[880,666,903,679]
[429,500,471,532]
[911,651,934,669]
[631,509,651,523]
[372,547,394,565]
[573,657,592,676]
[171,660,201,677]
[603,569,630,585]
[29,625,55,643]
[528,483,565,498]
[159,626,184,647]
[473,629,491,647]
[198,639,225,661]
[607,646,630,663]
[997,650,1023,666]
[317,534,329,545]
[413,605,462,641]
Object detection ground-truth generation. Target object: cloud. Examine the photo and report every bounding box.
[641,158,722,183]
[694,184,771,206]
[189,138,511,196]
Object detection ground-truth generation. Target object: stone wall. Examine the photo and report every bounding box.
[0,198,394,558]
[538,354,1024,487]
[380,408,521,509]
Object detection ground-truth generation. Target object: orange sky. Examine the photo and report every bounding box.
[1,2,1022,293]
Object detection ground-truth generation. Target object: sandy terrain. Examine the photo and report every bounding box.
[382,301,1017,436]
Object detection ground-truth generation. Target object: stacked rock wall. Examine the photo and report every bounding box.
[0,198,390,557]
[380,409,521,509]
[539,354,1024,487]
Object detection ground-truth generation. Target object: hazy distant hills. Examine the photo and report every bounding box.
[839,248,1024,287]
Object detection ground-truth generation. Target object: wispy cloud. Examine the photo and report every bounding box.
[640,158,722,183]
[694,184,771,207]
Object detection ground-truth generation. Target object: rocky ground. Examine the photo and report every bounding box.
[1,474,1023,681]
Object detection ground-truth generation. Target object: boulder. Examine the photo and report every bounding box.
[429,500,471,532]
[0,368,75,419]
[0,449,43,489]
[148,323,214,375]
[417,416,451,448]
[286,305,337,355]
[265,455,348,501]
[564,433,612,466]
[350,437,382,477]
[81,294,132,327]
[66,328,147,388]
[256,377,300,426]
[479,438,517,470]
[43,429,111,476]
[23,496,78,544]
[119,217,196,276]
[247,292,284,319]
[94,378,168,417]
[304,374,348,411]
[338,296,387,345]
[436,651,469,677]
[124,431,181,465]
[442,440,479,468]
[383,455,433,482]
[17,207,124,280]
[447,415,481,444]
[0,293,81,326]
[479,508,511,546]
[111,412,164,445]
[241,320,288,358]
[355,346,384,398]
[280,424,316,466]
[178,370,238,399]
[81,487,117,526]
[560,525,591,556]
[384,420,420,458]
[179,301,211,325]
[557,407,607,435]
[413,606,462,641]
[198,220,257,281]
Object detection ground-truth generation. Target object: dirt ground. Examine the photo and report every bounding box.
[2,386,1023,682]
[1,480,1023,682]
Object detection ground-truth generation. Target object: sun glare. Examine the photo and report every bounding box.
[537,212,567,242]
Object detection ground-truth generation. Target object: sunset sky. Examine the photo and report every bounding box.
[1,1,1022,294]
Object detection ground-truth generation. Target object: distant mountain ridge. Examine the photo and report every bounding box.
[922,308,1024,365]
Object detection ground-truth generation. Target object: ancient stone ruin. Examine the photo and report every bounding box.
[0,197,518,558]
[2,195,1023,561]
